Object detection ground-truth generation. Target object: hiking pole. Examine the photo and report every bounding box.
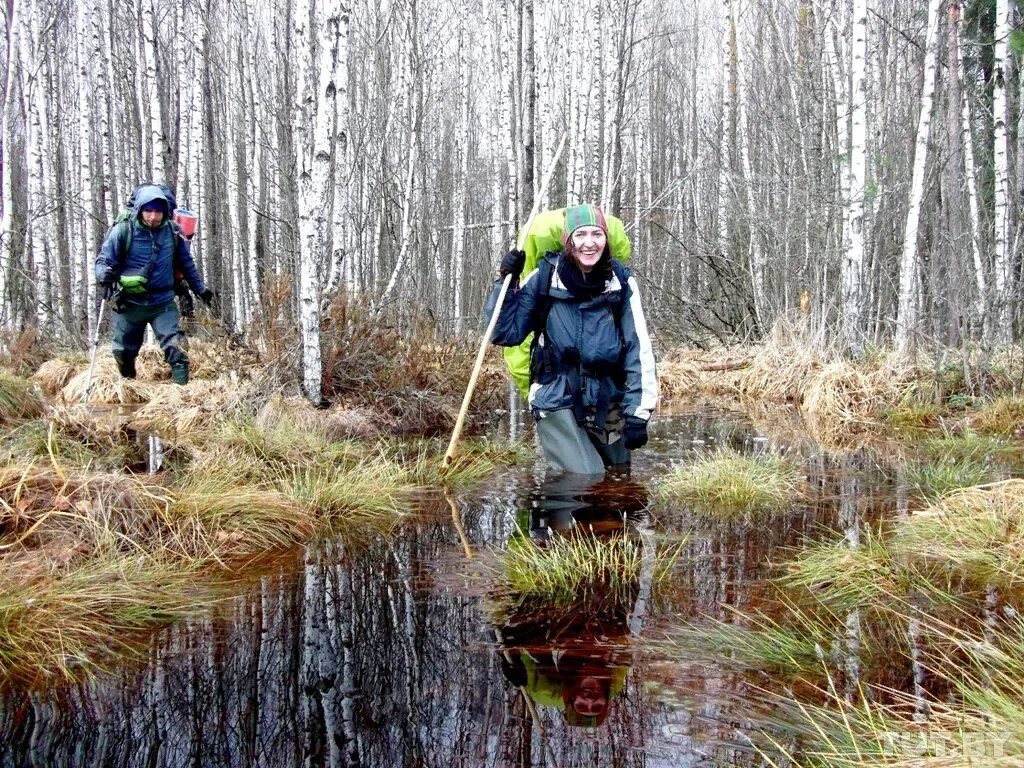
[443,134,567,468]
[82,291,108,403]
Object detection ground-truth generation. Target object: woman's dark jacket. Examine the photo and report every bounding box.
[486,252,657,424]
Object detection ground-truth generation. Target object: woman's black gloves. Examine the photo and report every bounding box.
[623,416,649,450]
[499,249,526,278]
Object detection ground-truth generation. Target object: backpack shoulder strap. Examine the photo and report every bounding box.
[111,220,132,260]
[531,253,557,337]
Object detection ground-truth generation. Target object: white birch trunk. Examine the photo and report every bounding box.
[992,0,1011,336]
[734,3,765,330]
[244,0,264,304]
[140,0,166,180]
[715,0,733,259]
[27,0,56,327]
[958,32,985,318]
[77,0,98,328]
[377,0,419,310]
[843,0,868,354]
[0,1,23,328]
[894,0,942,354]
[451,0,470,334]
[294,0,326,402]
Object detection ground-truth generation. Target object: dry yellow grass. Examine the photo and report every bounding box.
[130,377,242,440]
[59,355,156,405]
[32,359,82,395]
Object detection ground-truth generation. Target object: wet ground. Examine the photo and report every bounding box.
[0,405,1013,767]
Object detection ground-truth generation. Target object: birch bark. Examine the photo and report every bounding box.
[894,0,942,354]
[451,0,470,334]
[716,0,733,260]
[992,0,1011,338]
[842,0,868,354]
[140,0,167,180]
[0,1,23,327]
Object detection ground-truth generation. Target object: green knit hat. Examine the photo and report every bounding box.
[562,205,608,244]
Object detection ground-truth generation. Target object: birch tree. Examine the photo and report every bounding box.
[842,0,868,355]
[991,0,1011,338]
[895,0,942,354]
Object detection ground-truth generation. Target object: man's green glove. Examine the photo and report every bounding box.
[119,274,148,295]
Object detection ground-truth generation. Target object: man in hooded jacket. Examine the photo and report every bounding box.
[95,184,214,385]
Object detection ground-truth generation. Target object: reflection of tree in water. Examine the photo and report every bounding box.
[0,415,902,767]
[0,503,647,767]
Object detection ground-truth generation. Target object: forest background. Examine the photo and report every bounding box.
[1,0,1021,401]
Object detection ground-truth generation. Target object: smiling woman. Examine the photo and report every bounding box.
[485,205,659,476]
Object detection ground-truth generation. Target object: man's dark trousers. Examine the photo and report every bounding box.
[111,300,189,383]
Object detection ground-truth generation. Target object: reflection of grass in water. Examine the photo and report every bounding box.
[663,480,1024,765]
[0,555,206,681]
[494,532,680,607]
[0,412,527,680]
[661,447,800,516]
[0,371,43,424]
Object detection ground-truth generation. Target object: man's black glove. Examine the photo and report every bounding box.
[499,249,526,279]
[198,289,216,306]
[97,267,117,301]
[623,416,649,451]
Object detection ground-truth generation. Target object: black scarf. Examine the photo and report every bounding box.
[557,252,611,300]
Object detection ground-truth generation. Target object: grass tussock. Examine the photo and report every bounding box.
[906,455,998,501]
[0,555,206,680]
[32,357,83,396]
[657,477,1024,765]
[494,531,679,606]
[781,531,902,612]
[660,606,832,678]
[0,371,44,424]
[971,396,1024,437]
[662,329,1024,443]
[59,355,155,405]
[129,377,247,441]
[889,480,1024,592]
[661,447,801,516]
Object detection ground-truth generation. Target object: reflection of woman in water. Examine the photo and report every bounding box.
[499,639,628,727]
[495,473,654,728]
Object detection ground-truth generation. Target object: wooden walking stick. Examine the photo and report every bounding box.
[443,134,567,468]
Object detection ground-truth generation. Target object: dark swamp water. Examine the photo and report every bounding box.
[1,406,1007,767]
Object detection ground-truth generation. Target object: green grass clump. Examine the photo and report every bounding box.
[781,531,902,612]
[972,396,1024,437]
[396,437,533,487]
[275,459,409,519]
[660,608,832,677]
[496,532,679,606]
[661,447,801,516]
[906,456,997,501]
[890,480,1024,593]
[0,371,43,424]
[883,401,942,430]
[920,431,1019,464]
[0,555,206,681]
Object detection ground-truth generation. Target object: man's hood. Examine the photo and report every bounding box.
[131,185,170,218]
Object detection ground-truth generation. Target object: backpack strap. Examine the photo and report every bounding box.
[530,254,557,337]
